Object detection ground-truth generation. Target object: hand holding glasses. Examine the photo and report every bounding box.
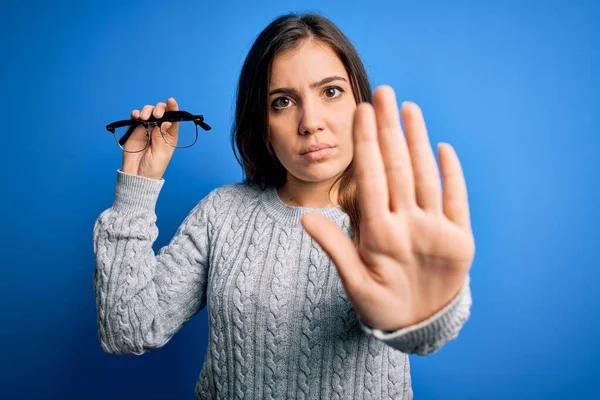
[105,98,211,180]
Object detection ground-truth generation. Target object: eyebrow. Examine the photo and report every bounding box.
[268,75,348,96]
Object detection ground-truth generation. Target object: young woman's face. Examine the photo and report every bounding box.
[267,39,357,185]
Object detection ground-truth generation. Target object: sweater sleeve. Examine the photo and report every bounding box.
[358,274,472,356]
[92,170,215,355]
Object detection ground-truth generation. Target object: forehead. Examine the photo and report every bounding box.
[269,40,349,87]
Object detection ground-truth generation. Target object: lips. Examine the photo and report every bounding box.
[300,143,334,155]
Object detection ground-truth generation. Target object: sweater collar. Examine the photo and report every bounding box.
[259,185,348,226]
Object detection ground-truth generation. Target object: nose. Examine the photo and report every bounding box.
[298,99,325,136]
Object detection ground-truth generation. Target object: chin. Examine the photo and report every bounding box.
[291,163,348,183]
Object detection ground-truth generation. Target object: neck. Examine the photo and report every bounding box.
[277,174,341,208]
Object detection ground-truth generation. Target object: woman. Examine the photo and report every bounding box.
[93,12,475,399]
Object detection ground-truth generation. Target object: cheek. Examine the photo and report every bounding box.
[337,101,356,133]
[272,140,294,159]
[268,129,294,160]
[269,113,300,148]
[334,114,355,149]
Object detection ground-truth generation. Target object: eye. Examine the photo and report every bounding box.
[272,97,294,110]
[324,86,344,99]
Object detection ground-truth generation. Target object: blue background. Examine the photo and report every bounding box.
[1,0,598,399]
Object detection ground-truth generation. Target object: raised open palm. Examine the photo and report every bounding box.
[301,86,475,331]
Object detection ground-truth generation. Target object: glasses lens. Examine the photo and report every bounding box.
[114,124,149,153]
[159,120,198,148]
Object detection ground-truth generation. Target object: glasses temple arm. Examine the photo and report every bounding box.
[198,120,211,131]
[117,125,139,146]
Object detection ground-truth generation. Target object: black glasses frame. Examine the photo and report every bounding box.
[106,111,211,152]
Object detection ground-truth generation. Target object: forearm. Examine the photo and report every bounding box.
[93,171,211,355]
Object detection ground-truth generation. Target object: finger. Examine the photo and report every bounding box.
[166,97,179,111]
[353,102,389,222]
[402,101,442,212]
[164,97,179,137]
[372,86,416,211]
[438,143,472,231]
[301,213,369,294]
[122,109,146,153]
[151,102,171,145]
[137,103,163,148]
[140,105,154,120]
[152,102,167,119]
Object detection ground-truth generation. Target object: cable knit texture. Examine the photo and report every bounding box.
[93,170,472,400]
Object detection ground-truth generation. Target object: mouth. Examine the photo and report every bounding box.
[300,143,334,155]
[300,145,335,161]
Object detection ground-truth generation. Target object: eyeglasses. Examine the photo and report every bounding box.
[106,111,211,153]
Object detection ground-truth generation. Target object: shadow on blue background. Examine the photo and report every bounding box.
[1,0,598,399]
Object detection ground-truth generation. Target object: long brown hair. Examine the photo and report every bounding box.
[231,12,373,245]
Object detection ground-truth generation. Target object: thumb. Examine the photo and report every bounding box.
[301,213,368,293]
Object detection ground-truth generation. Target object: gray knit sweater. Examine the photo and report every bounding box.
[93,170,472,400]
